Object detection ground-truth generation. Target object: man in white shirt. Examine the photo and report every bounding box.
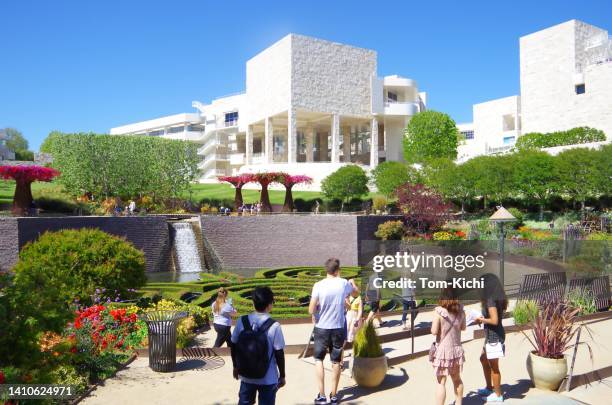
[308,258,358,405]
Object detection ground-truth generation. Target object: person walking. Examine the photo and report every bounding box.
[308,258,358,405]
[365,273,385,327]
[212,287,237,348]
[231,286,286,405]
[430,286,466,405]
[476,273,508,403]
[399,280,418,330]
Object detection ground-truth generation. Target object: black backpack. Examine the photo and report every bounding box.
[234,315,276,379]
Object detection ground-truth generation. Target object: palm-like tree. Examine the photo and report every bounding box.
[278,173,312,212]
[218,173,254,210]
[253,172,282,213]
[0,165,60,215]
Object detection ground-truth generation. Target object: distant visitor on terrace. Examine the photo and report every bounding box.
[0,165,60,216]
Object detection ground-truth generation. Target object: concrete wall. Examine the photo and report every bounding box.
[473,95,520,151]
[246,35,292,124]
[199,214,400,270]
[520,20,612,138]
[0,217,171,273]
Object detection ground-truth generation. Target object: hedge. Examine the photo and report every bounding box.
[516,126,606,150]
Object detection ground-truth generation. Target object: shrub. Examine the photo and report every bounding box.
[403,110,459,164]
[375,220,405,240]
[371,161,417,197]
[321,165,369,211]
[513,300,539,325]
[432,231,464,241]
[372,195,388,212]
[11,229,146,332]
[516,126,606,150]
[507,207,525,229]
[567,289,596,315]
[353,321,384,358]
[396,183,451,234]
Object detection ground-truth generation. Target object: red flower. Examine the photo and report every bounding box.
[0,370,5,384]
[70,346,77,353]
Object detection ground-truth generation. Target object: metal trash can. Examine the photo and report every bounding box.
[140,310,188,372]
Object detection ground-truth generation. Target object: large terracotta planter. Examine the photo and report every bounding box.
[526,352,567,390]
[352,356,388,388]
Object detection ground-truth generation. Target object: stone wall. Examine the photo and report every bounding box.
[0,216,171,272]
[199,214,400,270]
[0,218,19,272]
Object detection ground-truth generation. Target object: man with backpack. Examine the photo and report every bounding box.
[231,286,286,405]
[308,258,358,405]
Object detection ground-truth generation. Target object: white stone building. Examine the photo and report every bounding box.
[110,34,425,188]
[461,20,612,160]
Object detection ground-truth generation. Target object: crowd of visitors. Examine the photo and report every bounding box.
[211,258,507,405]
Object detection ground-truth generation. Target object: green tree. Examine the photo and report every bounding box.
[467,154,517,209]
[424,158,477,214]
[513,150,557,220]
[321,165,369,211]
[403,111,459,164]
[595,144,612,198]
[370,161,418,197]
[40,132,199,201]
[555,148,601,215]
[2,128,29,152]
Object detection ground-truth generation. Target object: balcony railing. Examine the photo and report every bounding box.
[223,119,239,128]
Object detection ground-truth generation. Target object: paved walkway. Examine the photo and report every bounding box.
[83,316,611,405]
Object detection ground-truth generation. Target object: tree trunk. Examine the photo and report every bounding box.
[12,179,33,216]
[260,184,272,213]
[234,186,243,211]
[282,185,293,212]
[539,203,544,221]
[461,200,465,221]
[580,200,586,221]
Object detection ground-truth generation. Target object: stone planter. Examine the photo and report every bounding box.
[352,356,388,388]
[526,351,567,390]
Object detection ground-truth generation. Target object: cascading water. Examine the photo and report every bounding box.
[171,221,203,273]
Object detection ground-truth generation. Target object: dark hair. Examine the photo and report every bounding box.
[480,273,508,311]
[252,286,275,311]
[438,283,461,314]
[325,258,340,275]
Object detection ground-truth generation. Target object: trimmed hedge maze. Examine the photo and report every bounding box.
[140,267,363,319]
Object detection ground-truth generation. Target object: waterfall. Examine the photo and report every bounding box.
[171,222,203,273]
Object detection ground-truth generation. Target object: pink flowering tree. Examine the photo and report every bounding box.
[253,172,282,213]
[218,173,254,210]
[0,165,60,215]
[278,173,313,212]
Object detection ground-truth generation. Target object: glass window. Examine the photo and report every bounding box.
[149,130,165,136]
[187,124,205,132]
[461,130,474,140]
[503,136,516,145]
[575,84,585,95]
[168,126,185,133]
[224,111,239,125]
[387,91,398,102]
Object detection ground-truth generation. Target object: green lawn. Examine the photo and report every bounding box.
[0,180,73,204]
[185,183,325,205]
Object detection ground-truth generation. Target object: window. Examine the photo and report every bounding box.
[461,130,474,140]
[187,124,205,132]
[387,91,398,102]
[168,126,185,133]
[575,84,585,95]
[224,111,239,126]
[149,129,165,136]
[503,136,516,145]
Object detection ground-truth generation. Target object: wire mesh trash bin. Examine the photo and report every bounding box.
[140,310,188,372]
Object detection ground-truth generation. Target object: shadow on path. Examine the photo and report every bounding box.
[463,379,532,404]
[337,367,409,403]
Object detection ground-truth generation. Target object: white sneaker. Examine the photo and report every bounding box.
[486,392,504,402]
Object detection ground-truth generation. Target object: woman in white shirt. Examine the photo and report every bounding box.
[212,287,237,347]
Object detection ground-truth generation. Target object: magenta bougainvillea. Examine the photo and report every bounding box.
[252,172,283,213]
[277,173,313,212]
[218,174,255,209]
[0,165,60,215]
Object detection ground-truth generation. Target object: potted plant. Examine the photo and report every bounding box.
[523,301,589,390]
[352,320,387,387]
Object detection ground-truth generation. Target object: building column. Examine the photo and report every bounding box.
[305,126,314,163]
[370,117,379,168]
[287,107,297,163]
[342,125,351,163]
[265,117,273,163]
[331,114,340,163]
[245,125,253,165]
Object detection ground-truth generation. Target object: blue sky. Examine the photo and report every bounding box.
[1,0,610,151]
